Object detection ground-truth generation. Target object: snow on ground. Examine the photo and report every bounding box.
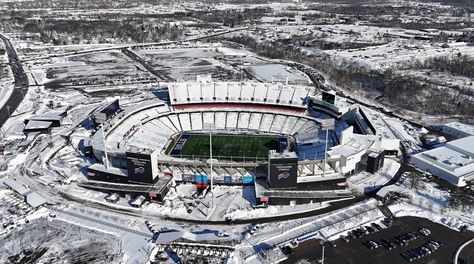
[146,184,259,221]
[378,170,473,231]
[389,202,474,232]
[0,79,14,110]
[393,172,450,206]
[53,203,153,264]
[217,47,251,56]
[7,153,27,168]
[226,202,330,221]
[0,217,123,263]
[248,63,310,84]
[401,69,474,92]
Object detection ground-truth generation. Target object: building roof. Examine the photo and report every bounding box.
[443,122,474,136]
[25,191,47,208]
[131,195,146,206]
[24,120,53,130]
[3,180,30,195]
[155,230,224,244]
[3,180,46,208]
[329,133,377,158]
[359,106,397,140]
[27,114,63,122]
[88,163,128,177]
[446,135,474,153]
[412,136,474,179]
[155,231,184,244]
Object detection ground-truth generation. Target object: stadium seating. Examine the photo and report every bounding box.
[98,101,323,156]
[167,81,312,108]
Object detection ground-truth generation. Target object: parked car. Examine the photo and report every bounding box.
[348,231,357,239]
[365,226,375,233]
[419,228,431,236]
[366,240,379,249]
[340,235,350,243]
[371,223,382,231]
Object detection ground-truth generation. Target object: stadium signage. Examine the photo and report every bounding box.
[278,171,290,180]
[268,157,298,189]
[126,152,156,184]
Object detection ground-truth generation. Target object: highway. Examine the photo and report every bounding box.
[0,34,28,128]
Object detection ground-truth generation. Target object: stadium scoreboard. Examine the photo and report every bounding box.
[267,150,298,189]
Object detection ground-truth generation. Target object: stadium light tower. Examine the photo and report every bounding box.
[321,119,335,177]
[204,122,215,209]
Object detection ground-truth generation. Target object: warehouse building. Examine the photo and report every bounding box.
[411,136,474,187]
[439,122,474,139]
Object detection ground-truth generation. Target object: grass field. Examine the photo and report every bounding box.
[168,133,286,160]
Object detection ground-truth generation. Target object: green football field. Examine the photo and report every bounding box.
[168,133,285,160]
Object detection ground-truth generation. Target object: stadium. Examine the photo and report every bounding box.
[86,78,398,206]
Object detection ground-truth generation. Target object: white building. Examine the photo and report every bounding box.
[328,126,394,174]
[411,136,474,187]
[440,122,474,139]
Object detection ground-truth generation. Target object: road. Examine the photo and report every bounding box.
[0,34,28,128]
[121,48,173,82]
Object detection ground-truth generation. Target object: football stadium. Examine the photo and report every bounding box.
[87,79,399,205]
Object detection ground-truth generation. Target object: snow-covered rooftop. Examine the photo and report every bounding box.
[24,120,52,130]
[359,106,397,140]
[412,136,474,182]
[443,122,474,136]
[329,133,378,158]
[25,191,47,208]
[3,180,30,195]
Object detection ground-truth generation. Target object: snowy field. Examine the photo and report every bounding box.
[248,64,310,85]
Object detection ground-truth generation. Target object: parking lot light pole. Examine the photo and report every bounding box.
[323,128,328,177]
[322,119,335,178]
[321,244,325,264]
[318,240,325,264]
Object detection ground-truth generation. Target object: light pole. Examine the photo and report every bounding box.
[318,240,325,264]
[204,123,215,210]
[321,244,325,264]
[322,119,335,177]
[323,128,328,177]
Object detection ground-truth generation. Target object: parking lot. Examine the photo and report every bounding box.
[284,216,474,264]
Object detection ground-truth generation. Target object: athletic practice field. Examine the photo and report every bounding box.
[167,133,288,160]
